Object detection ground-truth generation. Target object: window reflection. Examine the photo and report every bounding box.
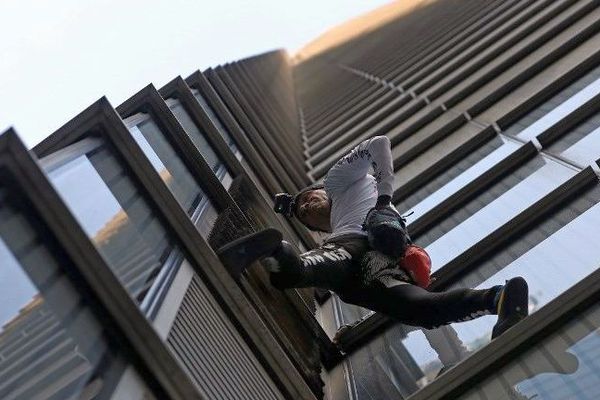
[336,297,373,326]
[547,110,600,166]
[559,126,600,166]
[39,139,284,400]
[190,88,243,160]
[0,229,36,327]
[126,115,218,236]
[423,156,577,269]
[502,65,600,140]
[441,195,600,356]
[45,140,178,302]
[168,100,234,189]
[347,326,444,399]
[460,302,600,400]
[0,190,156,400]
[401,136,521,219]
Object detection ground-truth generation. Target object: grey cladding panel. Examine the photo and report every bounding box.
[167,275,284,400]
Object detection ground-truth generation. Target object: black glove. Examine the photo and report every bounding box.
[375,194,392,209]
[363,201,410,258]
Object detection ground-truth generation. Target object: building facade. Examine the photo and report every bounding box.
[2,0,600,399]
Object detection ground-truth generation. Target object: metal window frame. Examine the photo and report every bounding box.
[0,128,201,400]
[204,67,304,192]
[305,86,396,147]
[185,70,284,195]
[37,135,185,312]
[384,0,522,88]
[116,83,236,213]
[448,0,599,113]
[309,0,600,182]
[537,88,600,148]
[395,68,600,216]
[154,77,337,356]
[395,0,546,92]
[31,98,317,400]
[308,94,424,176]
[407,139,539,239]
[155,76,315,247]
[185,70,321,255]
[394,62,600,247]
[305,81,379,138]
[392,124,498,206]
[225,60,307,175]
[158,76,246,178]
[126,78,339,382]
[404,67,600,241]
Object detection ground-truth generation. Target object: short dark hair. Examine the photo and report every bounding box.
[294,184,327,232]
[292,183,325,218]
[273,183,326,232]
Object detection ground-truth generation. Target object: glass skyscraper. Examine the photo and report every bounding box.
[2,1,600,398]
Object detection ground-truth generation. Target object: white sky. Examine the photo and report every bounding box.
[0,0,391,148]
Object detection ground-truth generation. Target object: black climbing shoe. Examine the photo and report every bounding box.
[217,228,283,279]
[491,277,529,339]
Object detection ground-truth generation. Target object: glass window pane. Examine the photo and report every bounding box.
[559,126,600,166]
[400,136,521,219]
[423,156,577,269]
[353,187,600,393]
[127,116,218,236]
[346,326,446,399]
[459,301,600,400]
[0,190,156,400]
[190,88,243,161]
[435,190,600,357]
[336,300,373,327]
[46,141,179,302]
[547,110,600,166]
[40,140,285,399]
[168,101,234,189]
[501,65,600,140]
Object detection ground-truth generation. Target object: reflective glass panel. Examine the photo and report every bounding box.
[0,189,156,400]
[459,301,600,400]
[436,191,600,356]
[40,139,285,398]
[559,126,600,166]
[128,115,218,236]
[190,88,243,160]
[346,325,450,399]
[168,101,234,189]
[336,297,373,327]
[45,139,180,302]
[423,155,577,269]
[547,110,600,166]
[401,136,521,219]
[501,65,600,140]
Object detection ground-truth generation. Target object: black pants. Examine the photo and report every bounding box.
[271,235,497,329]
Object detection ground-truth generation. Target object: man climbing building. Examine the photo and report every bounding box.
[218,135,529,339]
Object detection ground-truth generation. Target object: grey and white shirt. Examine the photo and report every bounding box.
[323,136,395,240]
